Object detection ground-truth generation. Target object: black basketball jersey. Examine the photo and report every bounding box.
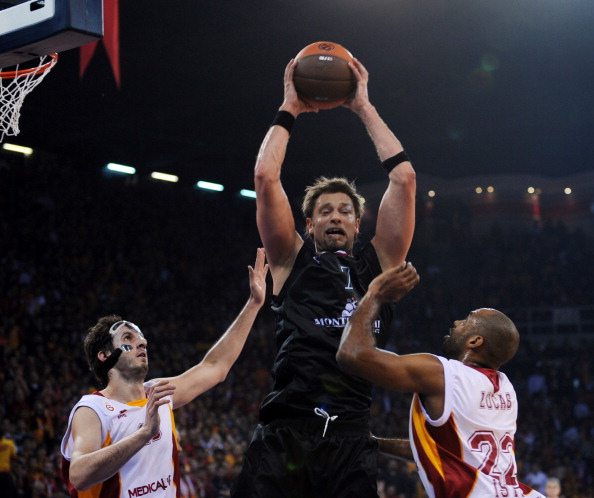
[259,239,394,425]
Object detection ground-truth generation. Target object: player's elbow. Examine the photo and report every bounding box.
[254,162,280,186]
[389,163,416,188]
[69,463,94,491]
[336,346,363,375]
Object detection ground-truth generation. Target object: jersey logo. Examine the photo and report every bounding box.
[313,298,381,334]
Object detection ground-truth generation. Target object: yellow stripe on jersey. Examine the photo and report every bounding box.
[411,395,445,480]
[127,398,148,407]
[169,405,181,451]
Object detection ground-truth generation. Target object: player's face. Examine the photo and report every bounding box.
[112,326,149,381]
[443,311,477,359]
[307,192,360,253]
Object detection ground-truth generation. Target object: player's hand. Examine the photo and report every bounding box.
[248,248,269,307]
[368,262,420,303]
[141,380,175,439]
[343,58,372,115]
[279,59,319,116]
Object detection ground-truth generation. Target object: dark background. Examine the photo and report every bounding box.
[7,0,594,197]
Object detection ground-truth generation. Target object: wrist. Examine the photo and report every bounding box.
[382,150,411,174]
[354,102,375,118]
[271,109,295,134]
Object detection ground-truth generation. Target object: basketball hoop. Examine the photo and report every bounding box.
[0,53,58,143]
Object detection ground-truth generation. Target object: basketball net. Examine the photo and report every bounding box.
[0,53,58,143]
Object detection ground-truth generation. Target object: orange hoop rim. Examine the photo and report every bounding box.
[0,53,58,79]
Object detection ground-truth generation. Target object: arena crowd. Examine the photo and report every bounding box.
[1,157,592,497]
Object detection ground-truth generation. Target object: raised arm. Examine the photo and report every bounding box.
[159,248,269,409]
[68,382,174,490]
[344,59,416,270]
[336,263,445,419]
[255,60,317,290]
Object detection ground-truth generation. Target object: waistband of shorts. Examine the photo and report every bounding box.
[260,416,371,435]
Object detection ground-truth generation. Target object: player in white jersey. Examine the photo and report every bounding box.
[61,249,268,498]
[337,262,545,498]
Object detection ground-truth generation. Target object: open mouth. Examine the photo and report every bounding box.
[326,228,346,237]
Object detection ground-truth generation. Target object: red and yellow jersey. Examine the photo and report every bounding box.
[60,390,180,497]
[409,356,544,498]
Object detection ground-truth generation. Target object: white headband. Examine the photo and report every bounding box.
[108,320,145,339]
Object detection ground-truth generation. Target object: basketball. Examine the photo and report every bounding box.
[293,41,355,110]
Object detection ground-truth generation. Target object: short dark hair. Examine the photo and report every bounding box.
[301,177,366,220]
[84,315,122,387]
[476,310,520,369]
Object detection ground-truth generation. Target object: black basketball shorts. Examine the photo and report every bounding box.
[231,418,379,498]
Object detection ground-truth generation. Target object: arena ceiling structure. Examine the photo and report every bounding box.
[4,0,594,199]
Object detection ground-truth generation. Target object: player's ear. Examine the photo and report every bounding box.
[466,335,484,349]
[306,217,314,235]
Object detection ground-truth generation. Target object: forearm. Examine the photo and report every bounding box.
[70,430,151,490]
[373,435,413,460]
[202,297,261,373]
[337,291,381,368]
[357,104,403,161]
[254,117,291,185]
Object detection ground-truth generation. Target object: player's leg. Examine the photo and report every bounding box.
[232,424,314,498]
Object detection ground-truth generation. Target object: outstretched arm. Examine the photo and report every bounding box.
[255,60,317,290]
[68,381,174,490]
[372,435,413,460]
[344,59,416,270]
[337,263,444,412]
[157,249,269,409]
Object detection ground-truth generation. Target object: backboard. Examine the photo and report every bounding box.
[0,0,103,67]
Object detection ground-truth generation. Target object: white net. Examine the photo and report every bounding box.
[0,53,58,142]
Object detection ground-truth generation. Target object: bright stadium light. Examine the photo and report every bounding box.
[428,190,436,198]
[2,143,33,156]
[240,189,257,199]
[106,163,136,175]
[527,186,535,194]
[564,187,572,195]
[196,180,224,192]
[475,186,483,194]
[487,186,495,193]
[151,171,179,183]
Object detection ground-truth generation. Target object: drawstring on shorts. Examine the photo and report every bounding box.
[314,407,338,437]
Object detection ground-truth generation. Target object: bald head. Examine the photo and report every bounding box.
[472,308,519,369]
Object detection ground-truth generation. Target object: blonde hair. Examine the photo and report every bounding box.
[301,177,366,220]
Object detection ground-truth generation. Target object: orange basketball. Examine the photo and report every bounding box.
[293,41,355,110]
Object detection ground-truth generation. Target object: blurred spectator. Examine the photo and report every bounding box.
[545,477,564,498]
[0,428,18,498]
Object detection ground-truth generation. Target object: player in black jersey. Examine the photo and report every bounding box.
[232,57,416,497]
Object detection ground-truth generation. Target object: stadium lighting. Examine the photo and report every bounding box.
[196,180,224,192]
[106,163,136,175]
[527,187,535,194]
[151,171,179,183]
[487,186,495,193]
[564,187,572,195]
[2,143,33,156]
[240,189,257,199]
[475,187,483,194]
[428,190,436,198]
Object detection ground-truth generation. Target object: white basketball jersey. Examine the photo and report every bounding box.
[409,356,544,498]
[61,390,180,497]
